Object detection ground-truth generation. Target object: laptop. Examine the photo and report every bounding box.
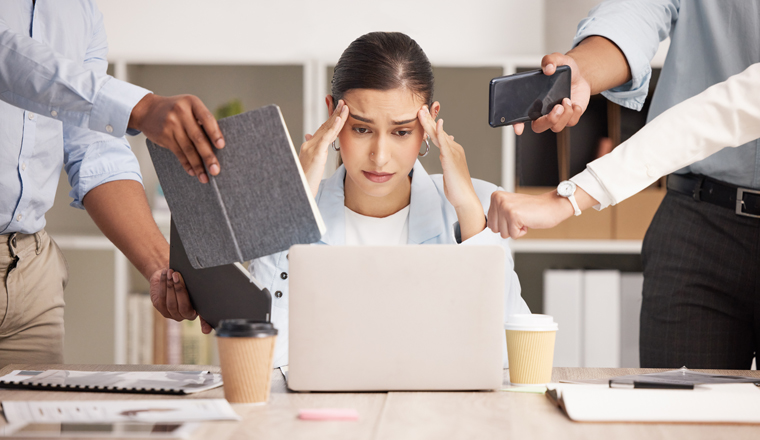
[169,219,272,328]
[287,245,506,391]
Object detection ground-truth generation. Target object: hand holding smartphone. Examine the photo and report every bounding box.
[488,66,571,128]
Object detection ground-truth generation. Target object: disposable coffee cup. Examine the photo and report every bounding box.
[216,319,278,404]
[504,314,558,386]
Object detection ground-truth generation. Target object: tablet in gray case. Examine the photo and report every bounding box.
[169,219,272,329]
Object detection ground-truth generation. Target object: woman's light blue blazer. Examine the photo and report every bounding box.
[250,160,530,368]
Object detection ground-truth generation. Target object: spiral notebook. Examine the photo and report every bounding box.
[0,370,223,395]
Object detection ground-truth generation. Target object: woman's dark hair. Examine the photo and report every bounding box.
[331,32,434,106]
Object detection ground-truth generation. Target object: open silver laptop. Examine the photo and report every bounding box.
[287,245,505,391]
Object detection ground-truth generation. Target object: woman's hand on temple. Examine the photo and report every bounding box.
[417,105,485,241]
[299,100,349,197]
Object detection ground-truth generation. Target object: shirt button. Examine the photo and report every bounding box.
[16,214,22,221]
[51,110,58,118]
[280,272,288,280]
[28,113,35,120]
[21,163,26,171]
[106,124,114,133]
[274,291,283,298]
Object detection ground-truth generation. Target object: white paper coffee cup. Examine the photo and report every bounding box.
[504,314,558,386]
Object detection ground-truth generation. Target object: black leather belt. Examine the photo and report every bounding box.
[667,173,760,218]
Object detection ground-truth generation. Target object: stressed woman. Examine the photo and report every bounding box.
[251,32,530,368]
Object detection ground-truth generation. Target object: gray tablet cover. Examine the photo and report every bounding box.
[169,219,271,328]
[147,105,323,269]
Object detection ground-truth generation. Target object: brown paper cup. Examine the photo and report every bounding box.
[216,320,278,404]
[505,329,556,385]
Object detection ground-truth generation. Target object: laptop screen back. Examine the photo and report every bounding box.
[287,245,505,391]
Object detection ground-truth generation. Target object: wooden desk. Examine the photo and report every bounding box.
[1,364,759,439]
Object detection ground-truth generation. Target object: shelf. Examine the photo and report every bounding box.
[510,239,642,254]
[52,235,116,250]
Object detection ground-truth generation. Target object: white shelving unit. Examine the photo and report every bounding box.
[52,235,129,364]
[510,239,642,255]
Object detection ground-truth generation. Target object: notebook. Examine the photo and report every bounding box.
[0,370,222,395]
[546,382,760,423]
[147,104,326,269]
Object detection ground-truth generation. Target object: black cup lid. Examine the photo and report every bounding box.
[216,319,277,338]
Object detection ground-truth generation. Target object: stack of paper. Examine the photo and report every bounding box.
[0,370,222,395]
[0,399,239,439]
[1,399,240,424]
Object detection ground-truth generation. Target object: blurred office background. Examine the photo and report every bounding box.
[45,0,672,367]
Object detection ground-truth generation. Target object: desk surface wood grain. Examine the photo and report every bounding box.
[0,364,758,440]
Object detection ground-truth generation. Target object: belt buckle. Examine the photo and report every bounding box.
[736,188,760,218]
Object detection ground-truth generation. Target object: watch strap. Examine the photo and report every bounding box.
[568,193,582,216]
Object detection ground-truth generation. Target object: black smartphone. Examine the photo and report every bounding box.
[488,65,571,127]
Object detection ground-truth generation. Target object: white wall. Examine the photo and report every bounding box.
[544,0,670,66]
[545,0,604,54]
[96,0,546,63]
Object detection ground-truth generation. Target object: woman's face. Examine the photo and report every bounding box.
[329,88,440,202]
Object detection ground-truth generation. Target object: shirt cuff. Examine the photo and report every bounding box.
[89,77,151,138]
[573,17,652,111]
[452,221,499,245]
[67,139,144,209]
[570,168,614,210]
[69,172,143,210]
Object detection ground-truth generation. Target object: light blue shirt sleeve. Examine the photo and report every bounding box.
[62,3,142,208]
[0,10,150,138]
[64,128,143,210]
[572,0,680,111]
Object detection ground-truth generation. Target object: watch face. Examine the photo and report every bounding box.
[557,181,576,197]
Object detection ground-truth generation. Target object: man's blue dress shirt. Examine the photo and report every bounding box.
[573,0,760,188]
[0,0,151,234]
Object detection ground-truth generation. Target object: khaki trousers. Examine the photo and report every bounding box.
[0,230,66,367]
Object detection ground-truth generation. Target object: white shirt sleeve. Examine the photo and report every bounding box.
[570,168,613,210]
[573,62,760,206]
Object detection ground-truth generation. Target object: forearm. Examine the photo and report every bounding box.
[456,201,487,242]
[83,180,168,280]
[567,36,632,95]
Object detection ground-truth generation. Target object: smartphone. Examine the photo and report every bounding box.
[488,65,571,127]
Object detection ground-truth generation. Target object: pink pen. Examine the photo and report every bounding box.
[298,408,359,421]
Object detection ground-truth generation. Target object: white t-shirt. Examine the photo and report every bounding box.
[344,205,410,245]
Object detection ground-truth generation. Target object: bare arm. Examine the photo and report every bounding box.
[567,36,632,95]
[83,180,168,279]
[82,180,206,330]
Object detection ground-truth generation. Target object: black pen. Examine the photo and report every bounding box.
[609,380,694,390]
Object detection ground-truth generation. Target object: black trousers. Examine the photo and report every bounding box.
[640,190,760,369]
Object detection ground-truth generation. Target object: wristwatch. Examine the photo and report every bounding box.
[557,180,582,216]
